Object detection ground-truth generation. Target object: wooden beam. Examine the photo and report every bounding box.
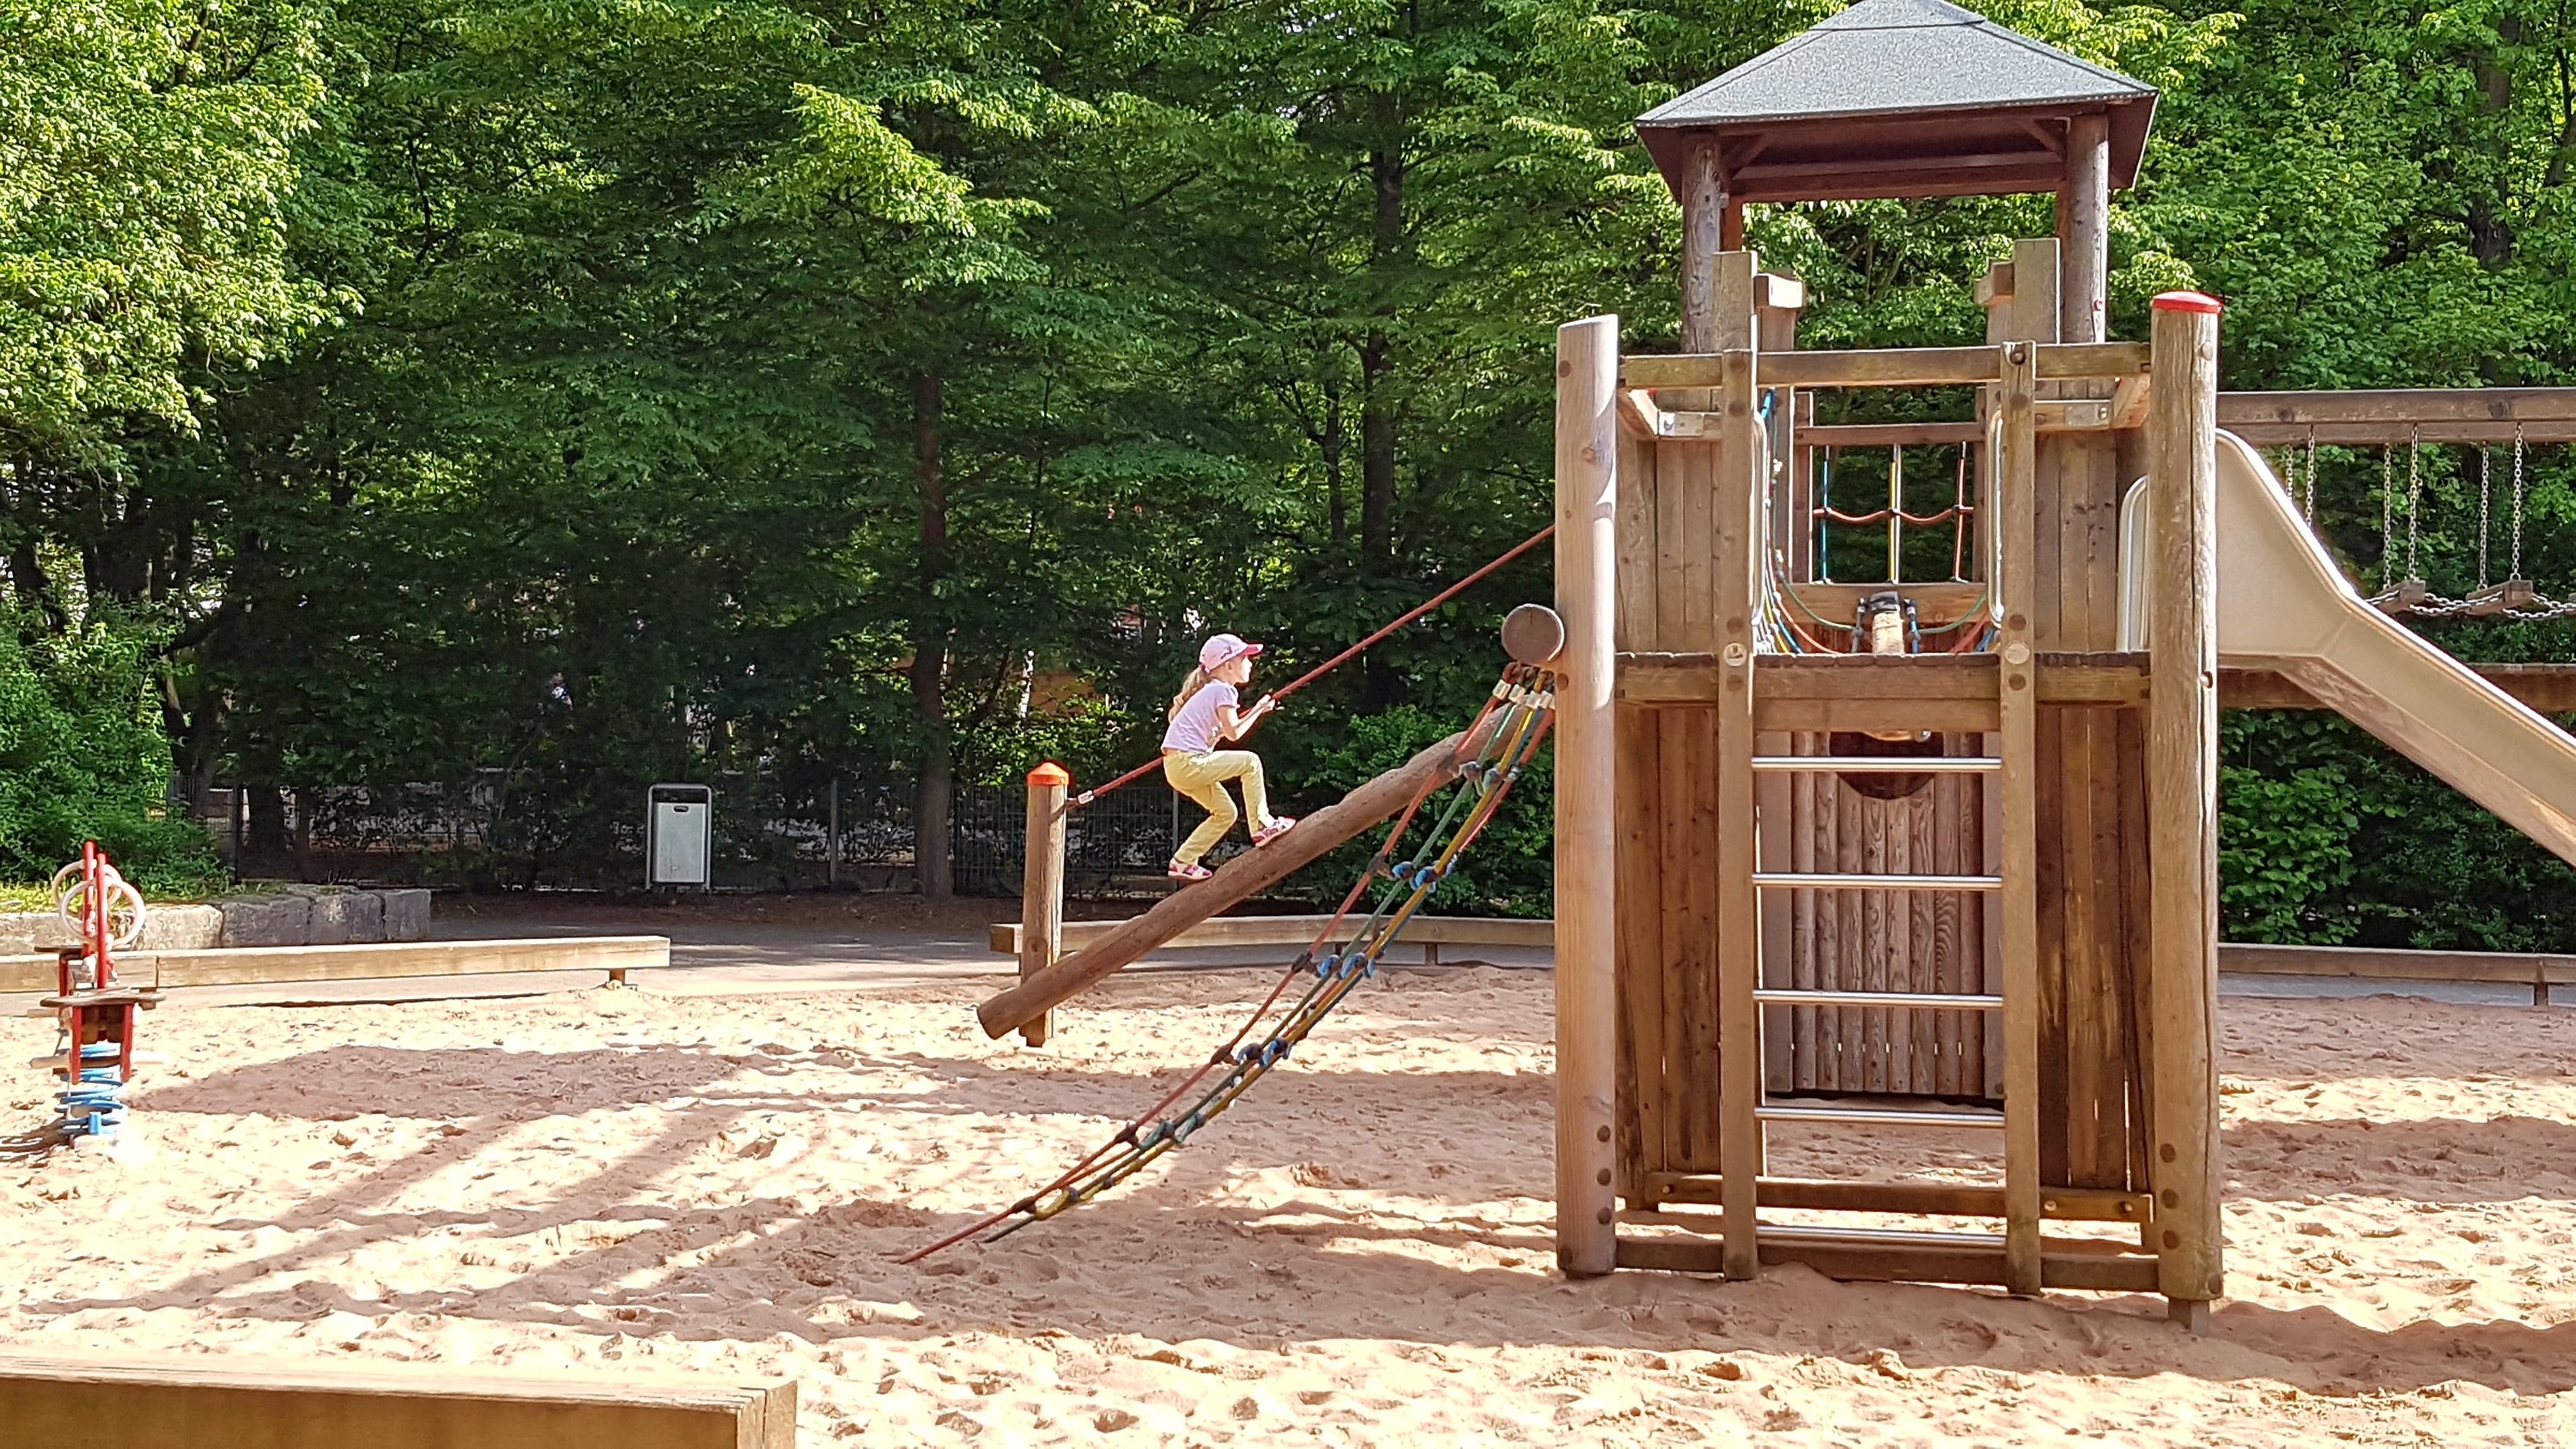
[0,937,671,996]
[987,913,1555,957]
[1641,1173,2149,1223]
[2037,651,2151,703]
[2032,342,2146,379]
[999,921,2576,993]
[1613,1232,2160,1291]
[2146,291,2227,1313]
[1799,421,1984,447]
[1779,581,1987,624]
[2220,941,2576,992]
[1714,325,1765,1281]
[975,731,1468,1038]
[1678,144,1725,353]
[2219,388,2576,445]
[0,1354,793,1449]
[1996,340,2044,1298]
[1556,312,1624,1277]
[2060,112,2111,345]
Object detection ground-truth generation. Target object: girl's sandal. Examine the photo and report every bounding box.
[1251,817,1297,847]
[1167,860,1213,882]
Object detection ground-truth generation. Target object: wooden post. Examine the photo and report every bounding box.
[1679,143,1727,353]
[1712,264,1765,1281]
[1556,313,1621,1277]
[2146,291,2225,1325]
[1996,340,2044,1297]
[827,779,840,888]
[1019,763,1070,1048]
[2060,114,2111,345]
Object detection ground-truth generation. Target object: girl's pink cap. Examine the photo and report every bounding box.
[1199,633,1263,670]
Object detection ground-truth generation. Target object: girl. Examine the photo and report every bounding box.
[1162,633,1297,881]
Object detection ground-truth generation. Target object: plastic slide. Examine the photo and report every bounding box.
[2203,431,2576,865]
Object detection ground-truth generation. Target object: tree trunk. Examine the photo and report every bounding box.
[911,370,954,899]
[1323,376,1347,545]
[2470,27,2518,269]
[1358,138,1407,707]
[1358,142,1405,564]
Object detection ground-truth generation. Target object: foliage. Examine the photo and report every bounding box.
[0,0,337,458]
[0,614,223,894]
[1291,706,1554,919]
[9,0,2576,935]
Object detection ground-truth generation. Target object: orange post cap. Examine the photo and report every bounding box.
[2151,290,2223,314]
[1028,761,1072,788]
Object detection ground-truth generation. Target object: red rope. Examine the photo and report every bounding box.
[1069,524,1555,807]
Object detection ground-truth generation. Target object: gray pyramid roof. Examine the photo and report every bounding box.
[1635,0,2157,202]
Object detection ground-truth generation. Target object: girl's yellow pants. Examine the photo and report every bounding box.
[1163,749,1275,865]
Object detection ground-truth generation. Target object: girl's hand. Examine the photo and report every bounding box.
[1247,694,1276,720]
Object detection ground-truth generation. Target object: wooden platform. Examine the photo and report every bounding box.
[0,936,670,995]
[0,1353,792,1449]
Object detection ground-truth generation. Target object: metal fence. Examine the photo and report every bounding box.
[188,774,1190,899]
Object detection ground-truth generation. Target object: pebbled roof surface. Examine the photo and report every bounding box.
[1637,0,2153,129]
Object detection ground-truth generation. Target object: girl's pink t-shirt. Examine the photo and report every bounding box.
[1162,682,1237,754]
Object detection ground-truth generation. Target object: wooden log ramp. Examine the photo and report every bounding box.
[0,1353,793,1449]
[975,731,1469,1039]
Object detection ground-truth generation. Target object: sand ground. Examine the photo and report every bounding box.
[4,969,2574,1446]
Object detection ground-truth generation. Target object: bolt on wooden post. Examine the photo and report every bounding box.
[1020,763,1070,1048]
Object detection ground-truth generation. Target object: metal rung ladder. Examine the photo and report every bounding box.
[1716,721,2049,1290]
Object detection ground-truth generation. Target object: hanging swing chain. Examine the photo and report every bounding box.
[2303,427,2318,521]
[2377,425,2576,620]
[2380,446,2396,592]
[2405,427,2424,584]
[2513,424,2528,582]
[2480,444,2493,592]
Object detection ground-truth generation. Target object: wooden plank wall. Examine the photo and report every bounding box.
[1996,233,2147,1197]
[1778,756,1987,1097]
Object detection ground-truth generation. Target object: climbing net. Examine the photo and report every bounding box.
[1761,421,1998,656]
[902,662,1558,1261]
[2276,427,2576,621]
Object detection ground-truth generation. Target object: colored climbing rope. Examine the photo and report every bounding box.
[902,664,1558,1261]
[1068,526,1556,808]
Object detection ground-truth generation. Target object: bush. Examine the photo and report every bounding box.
[1285,705,1553,919]
[0,616,224,897]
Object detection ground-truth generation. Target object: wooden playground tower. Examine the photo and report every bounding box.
[1552,0,2224,1320]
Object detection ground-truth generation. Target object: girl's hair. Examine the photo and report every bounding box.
[1168,666,1211,721]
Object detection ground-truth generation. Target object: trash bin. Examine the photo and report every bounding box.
[647,784,714,888]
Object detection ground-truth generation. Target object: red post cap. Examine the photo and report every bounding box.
[2151,290,2224,315]
[1027,761,1072,788]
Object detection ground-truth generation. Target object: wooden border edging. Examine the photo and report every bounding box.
[0,936,671,995]
[985,921,2576,1001]
[986,913,1553,957]
[0,1353,792,1449]
[2222,941,2576,1003]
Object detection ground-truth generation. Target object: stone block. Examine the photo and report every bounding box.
[342,891,388,943]
[0,912,65,955]
[304,891,382,946]
[135,904,222,952]
[378,889,432,942]
[219,894,312,949]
